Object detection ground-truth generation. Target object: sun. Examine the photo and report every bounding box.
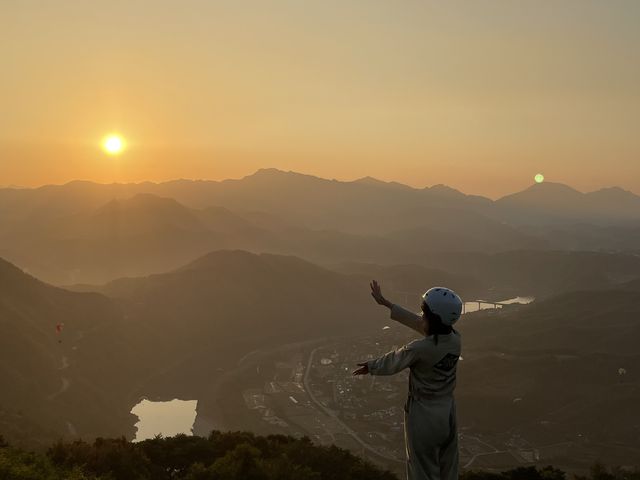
[534,173,545,184]
[102,134,125,155]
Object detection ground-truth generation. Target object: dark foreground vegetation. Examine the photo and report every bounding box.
[1,431,395,480]
[461,465,640,480]
[0,432,638,480]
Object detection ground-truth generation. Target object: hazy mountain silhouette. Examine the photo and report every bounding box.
[517,221,640,253]
[0,180,141,229]
[66,251,410,431]
[496,182,640,225]
[399,250,640,300]
[0,258,137,444]
[0,189,549,285]
[0,168,493,237]
[3,248,640,465]
[90,250,396,367]
[75,248,640,377]
[2,169,639,286]
[464,279,640,354]
[1,251,397,444]
[456,281,640,450]
[331,261,486,300]
[1,194,292,284]
[2,169,639,467]
[2,170,639,232]
[385,209,546,253]
[4,184,640,292]
[149,168,496,235]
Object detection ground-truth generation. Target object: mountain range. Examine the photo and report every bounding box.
[1,168,639,467]
[4,247,640,446]
[3,169,639,230]
[0,257,136,445]
[1,169,639,285]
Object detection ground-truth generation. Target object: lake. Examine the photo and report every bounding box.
[463,296,534,314]
[129,296,534,440]
[131,398,198,442]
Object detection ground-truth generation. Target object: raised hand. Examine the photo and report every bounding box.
[352,362,369,376]
[370,280,392,308]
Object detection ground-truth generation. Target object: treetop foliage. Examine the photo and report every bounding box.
[0,431,638,480]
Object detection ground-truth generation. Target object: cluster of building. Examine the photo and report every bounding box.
[236,330,549,470]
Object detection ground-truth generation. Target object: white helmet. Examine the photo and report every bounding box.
[421,287,463,326]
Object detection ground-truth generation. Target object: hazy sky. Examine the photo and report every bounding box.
[2,0,639,198]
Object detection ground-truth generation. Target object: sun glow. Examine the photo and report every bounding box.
[102,134,125,155]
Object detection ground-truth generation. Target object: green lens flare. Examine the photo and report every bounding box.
[534,173,544,183]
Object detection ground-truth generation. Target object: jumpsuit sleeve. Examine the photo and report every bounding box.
[367,341,420,376]
[390,304,424,335]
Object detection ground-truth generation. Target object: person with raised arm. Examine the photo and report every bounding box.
[353,280,463,480]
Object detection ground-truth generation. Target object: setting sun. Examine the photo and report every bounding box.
[102,134,125,155]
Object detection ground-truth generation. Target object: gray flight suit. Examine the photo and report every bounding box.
[366,304,461,480]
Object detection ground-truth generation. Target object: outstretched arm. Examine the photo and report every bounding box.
[370,280,425,335]
[353,342,419,376]
[390,304,426,336]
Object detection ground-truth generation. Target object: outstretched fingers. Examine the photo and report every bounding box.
[352,362,369,376]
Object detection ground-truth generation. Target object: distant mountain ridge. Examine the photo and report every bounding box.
[496,181,640,225]
[5,167,639,200]
[0,189,547,285]
[1,168,639,285]
[2,168,638,229]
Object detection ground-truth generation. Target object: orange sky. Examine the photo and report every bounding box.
[2,1,639,198]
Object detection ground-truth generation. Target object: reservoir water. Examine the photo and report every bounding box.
[463,296,534,314]
[131,399,198,442]
[129,297,533,440]
[391,291,534,313]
